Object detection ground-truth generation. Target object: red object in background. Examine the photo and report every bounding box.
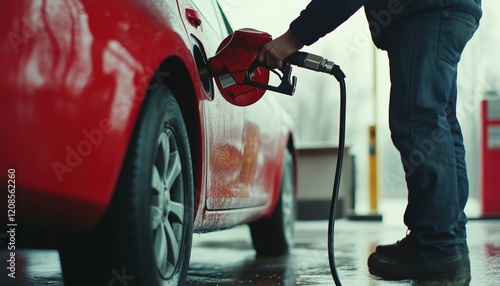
[480,98,500,217]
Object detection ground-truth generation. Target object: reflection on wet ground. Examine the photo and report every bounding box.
[0,219,498,285]
[187,219,500,286]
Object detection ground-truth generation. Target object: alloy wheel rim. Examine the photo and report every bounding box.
[282,175,294,244]
[150,128,185,278]
[281,156,295,245]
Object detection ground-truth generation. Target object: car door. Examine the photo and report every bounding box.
[177,0,270,210]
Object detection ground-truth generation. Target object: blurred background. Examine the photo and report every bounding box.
[219,0,500,218]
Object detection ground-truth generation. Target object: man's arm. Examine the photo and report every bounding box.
[258,0,368,68]
[290,0,368,45]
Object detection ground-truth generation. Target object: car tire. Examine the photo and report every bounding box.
[58,86,194,286]
[249,148,296,256]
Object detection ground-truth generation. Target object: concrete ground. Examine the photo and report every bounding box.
[0,217,498,286]
[186,219,500,286]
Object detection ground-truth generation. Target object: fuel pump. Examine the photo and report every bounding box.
[199,28,347,286]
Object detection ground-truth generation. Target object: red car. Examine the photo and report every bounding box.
[0,0,297,285]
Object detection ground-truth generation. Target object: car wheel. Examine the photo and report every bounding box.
[249,148,296,256]
[58,86,194,286]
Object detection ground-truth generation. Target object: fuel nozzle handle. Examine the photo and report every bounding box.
[284,51,345,81]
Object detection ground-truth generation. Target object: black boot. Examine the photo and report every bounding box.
[367,236,470,285]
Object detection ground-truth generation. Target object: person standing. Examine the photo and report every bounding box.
[258,0,481,283]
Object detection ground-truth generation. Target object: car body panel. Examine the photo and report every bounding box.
[0,0,293,233]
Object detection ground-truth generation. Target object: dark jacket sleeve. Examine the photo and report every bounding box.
[290,0,369,45]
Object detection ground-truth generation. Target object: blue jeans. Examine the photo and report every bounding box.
[384,10,479,253]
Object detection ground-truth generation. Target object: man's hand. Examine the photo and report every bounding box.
[258,29,304,69]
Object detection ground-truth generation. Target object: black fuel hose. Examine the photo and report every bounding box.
[285,52,346,286]
[328,76,346,286]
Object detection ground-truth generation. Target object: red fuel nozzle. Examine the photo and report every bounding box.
[199,29,277,106]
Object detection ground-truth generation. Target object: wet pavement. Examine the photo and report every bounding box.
[0,218,499,285]
[187,219,500,286]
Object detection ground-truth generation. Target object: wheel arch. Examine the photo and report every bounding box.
[153,56,205,218]
[265,130,298,220]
